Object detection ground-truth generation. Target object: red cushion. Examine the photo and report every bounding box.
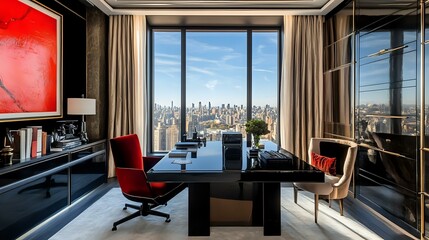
[311,152,336,176]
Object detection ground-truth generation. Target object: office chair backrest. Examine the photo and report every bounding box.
[110,134,144,170]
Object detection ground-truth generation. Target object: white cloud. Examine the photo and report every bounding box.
[253,68,273,73]
[187,39,234,53]
[222,54,241,62]
[188,56,219,64]
[155,59,180,66]
[257,45,266,54]
[156,53,180,60]
[188,66,215,75]
[205,80,218,90]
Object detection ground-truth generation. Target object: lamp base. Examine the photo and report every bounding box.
[80,132,89,143]
[80,119,89,143]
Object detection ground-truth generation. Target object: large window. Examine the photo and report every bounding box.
[151,28,279,152]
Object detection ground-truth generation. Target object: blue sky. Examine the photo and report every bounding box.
[153,31,278,108]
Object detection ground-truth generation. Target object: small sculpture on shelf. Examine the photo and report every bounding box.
[51,120,82,151]
[0,129,14,166]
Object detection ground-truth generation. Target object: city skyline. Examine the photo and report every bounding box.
[152,101,278,151]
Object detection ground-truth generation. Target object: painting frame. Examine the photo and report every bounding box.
[0,0,63,122]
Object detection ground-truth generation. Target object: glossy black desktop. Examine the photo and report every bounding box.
[147,141,323,236]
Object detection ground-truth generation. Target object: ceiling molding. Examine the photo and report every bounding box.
[88,0,343,16]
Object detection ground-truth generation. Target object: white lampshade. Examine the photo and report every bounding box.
[67,98,96,115]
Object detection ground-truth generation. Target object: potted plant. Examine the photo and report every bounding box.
[245,119,270,148]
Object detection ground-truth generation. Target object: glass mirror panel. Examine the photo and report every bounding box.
[359,32,417,66]
[324,35,353,71]
[323,1,354,139]
[360,52,416,88]
[324,65,353,138]
[356,1,418,32]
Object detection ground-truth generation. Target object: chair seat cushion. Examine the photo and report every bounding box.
[149,182,169,195]
[150,182,185,198]
[294,174,340,195]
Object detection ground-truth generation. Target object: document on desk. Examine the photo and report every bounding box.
[171,159,192,164]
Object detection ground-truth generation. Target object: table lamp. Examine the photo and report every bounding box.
[67,96,96,143]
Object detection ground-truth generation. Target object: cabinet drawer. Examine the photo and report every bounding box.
[0,170,68,240]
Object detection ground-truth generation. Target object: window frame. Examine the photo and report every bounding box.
[148,26,281,154]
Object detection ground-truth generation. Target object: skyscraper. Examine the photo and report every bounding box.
[153,122,167,151]
[166,122,179,150]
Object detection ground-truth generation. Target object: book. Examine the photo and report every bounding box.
[27,126,42,158]
[11,130,26,160]
[51,138,82,148]
[50,147,64,152]
[42,132,47,155]
[24,127,32,159]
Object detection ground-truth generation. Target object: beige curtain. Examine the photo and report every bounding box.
[107,15,147,177]
[280,15,324,161]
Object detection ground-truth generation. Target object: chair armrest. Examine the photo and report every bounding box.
[143,156,162,172]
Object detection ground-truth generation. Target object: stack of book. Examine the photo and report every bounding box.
[51,138,82,152]
[11,126,50,161]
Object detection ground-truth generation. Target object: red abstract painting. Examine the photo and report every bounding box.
[0,0,61,120]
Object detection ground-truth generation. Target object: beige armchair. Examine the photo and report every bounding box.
[293,138,358,223]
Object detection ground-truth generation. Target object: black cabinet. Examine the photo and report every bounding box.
[355,0,419,233]
[0,140,106,240]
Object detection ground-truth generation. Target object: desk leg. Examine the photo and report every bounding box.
[188,183,210,236]
[263,182,281,236]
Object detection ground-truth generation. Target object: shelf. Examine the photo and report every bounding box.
[359,143,414,160]
[324,62,352,74]
[0,140,106,175]
[364,114,408,119]
[367,45,408,57]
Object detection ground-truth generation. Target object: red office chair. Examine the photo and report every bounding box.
[110,134,186,231]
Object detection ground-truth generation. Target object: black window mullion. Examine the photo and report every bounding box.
[181,29,187,138]
[247,29,252,147]
[148,27,154,153]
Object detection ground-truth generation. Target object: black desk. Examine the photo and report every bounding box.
[147,141,323,236]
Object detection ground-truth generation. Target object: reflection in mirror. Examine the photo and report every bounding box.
[323,0,354,139]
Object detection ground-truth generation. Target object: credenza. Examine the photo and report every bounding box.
[0,140,107,240]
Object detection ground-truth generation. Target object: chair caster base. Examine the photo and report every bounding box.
[112,226,117,231]
[165,218,171,222]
